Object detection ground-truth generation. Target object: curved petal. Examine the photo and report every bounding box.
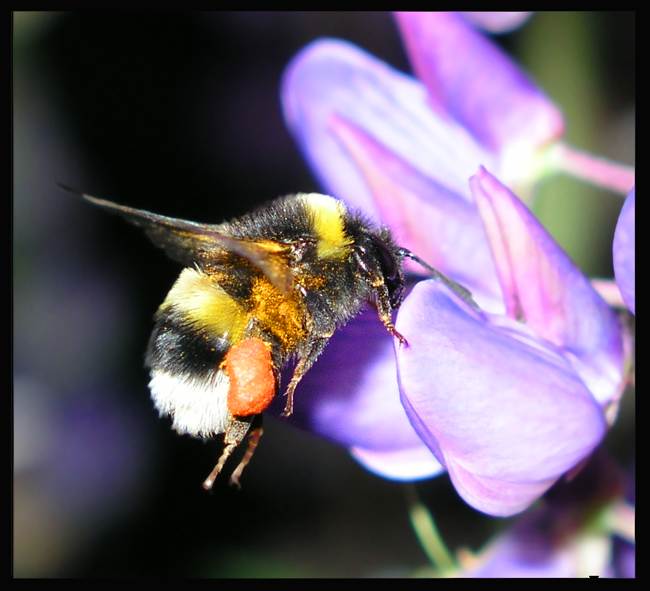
[395,282,606,516]
[394,12,564,153]
[282,38,493,217]
[613,187,635,314]
[273,311,442,481]
[471,167,626,408]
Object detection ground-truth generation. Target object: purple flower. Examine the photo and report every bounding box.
[281,13,629,516]
[613,187,635,314]
[396,168,624,516]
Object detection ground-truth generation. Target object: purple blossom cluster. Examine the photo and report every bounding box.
[278,11,634,574]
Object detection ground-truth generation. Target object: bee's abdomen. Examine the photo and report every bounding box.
[145,306,234,438]
[146,306,230,379]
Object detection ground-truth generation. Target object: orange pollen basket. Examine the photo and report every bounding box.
[225,338,276,416]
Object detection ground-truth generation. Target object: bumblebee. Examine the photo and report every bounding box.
[64,187,476,488]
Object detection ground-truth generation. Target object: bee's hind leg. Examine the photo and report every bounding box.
[202,414,263,490]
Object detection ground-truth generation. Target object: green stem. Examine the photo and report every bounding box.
[406,484,456,573]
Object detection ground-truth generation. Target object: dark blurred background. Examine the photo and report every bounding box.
[14,12,634,577]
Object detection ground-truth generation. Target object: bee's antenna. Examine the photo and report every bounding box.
[398,248,481,311]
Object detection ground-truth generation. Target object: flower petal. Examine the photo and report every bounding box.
[613,187,635,314]
[275,311,442,481]
[394,12,564,153]
[471,167,626,408]
[282,38,493,216]
[396,281,606,516]
[350,445,444,482]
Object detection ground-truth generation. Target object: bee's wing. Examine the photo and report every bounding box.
[215,236,294,296]
[63,186,225,266]
[63,185,295,295]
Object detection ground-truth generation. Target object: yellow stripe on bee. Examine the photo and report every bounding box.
[162,267,248,342]
[300,193,352,259]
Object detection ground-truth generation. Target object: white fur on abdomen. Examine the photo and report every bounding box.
[148,369,230,437]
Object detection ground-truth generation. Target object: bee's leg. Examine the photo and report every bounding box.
[354,249,408,345]
[229,423,264,488]
[280,337,330,417]
[375,301,408,346]
[202,414,260,490]
[368,280,408,346]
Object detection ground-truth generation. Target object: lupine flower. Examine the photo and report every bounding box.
[280,13,630,516]
[395,167,624,516]
[613,187,635,314]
